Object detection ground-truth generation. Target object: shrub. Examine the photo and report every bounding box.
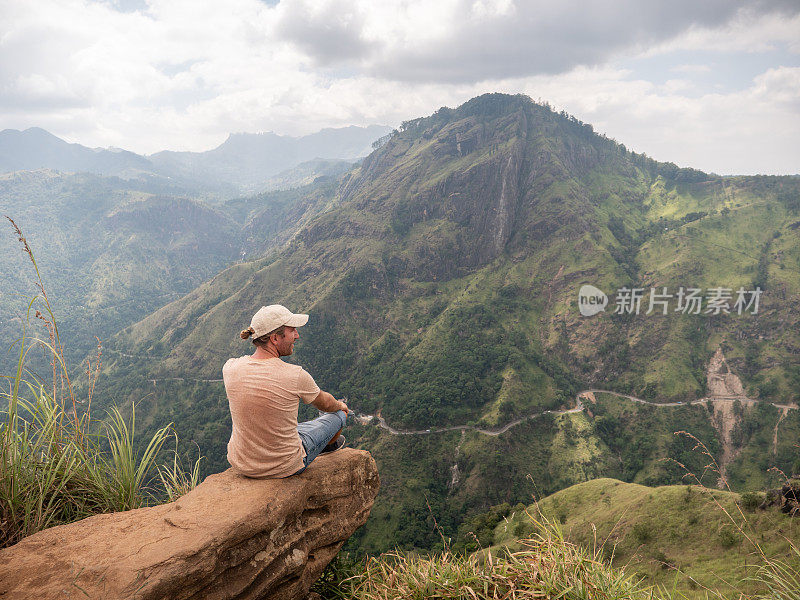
[740,491,762,512]
[719,528,740,549]
[632,522,653,545]
[513,520,531,537]
[651,549,673,570]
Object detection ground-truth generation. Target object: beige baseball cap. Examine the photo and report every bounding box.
[249,305,309,338]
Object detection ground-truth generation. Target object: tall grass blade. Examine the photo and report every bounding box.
[1,219,202,548]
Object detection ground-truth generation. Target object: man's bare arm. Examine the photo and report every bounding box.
[311,390,349,414]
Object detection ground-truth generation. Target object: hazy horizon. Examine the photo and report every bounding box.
[0,123,391,156]
[1,1,798,175]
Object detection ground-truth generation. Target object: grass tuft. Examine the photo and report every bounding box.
[0,218,201,548]
[343,514,656,600]
[753,541,800,600]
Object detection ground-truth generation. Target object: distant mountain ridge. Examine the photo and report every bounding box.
[0,127,151,177]
[148,125,390,194]
[0,124,391,196]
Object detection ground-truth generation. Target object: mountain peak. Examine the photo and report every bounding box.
[0,127,151,176]
[22,126,60,137]
[0,126,65,143]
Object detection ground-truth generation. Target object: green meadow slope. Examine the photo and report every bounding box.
[488,478,800,599]
[86,93,800,554]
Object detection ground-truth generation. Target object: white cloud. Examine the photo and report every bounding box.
[274,0,798,83]
[645,7,800,55]
[671,64,712,74]
[519,65,800,174]
[0,0,797,175]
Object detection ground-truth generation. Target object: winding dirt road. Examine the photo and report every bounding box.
[356,390,797,437]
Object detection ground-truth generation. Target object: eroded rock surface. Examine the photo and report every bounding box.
[0,448,379,600]
[705,348,752,488]
[706,347,746,398]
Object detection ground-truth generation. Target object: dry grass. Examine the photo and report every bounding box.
[343,515,656,600]
[669,431,800,599]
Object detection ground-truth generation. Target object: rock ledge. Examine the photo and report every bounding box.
[0,448,379,600]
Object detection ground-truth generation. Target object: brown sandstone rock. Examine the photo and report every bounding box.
[0,448,379,600]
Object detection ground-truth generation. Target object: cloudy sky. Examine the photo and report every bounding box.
[1,0,798,174]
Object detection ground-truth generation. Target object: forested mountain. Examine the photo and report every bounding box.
[76,94,800,553]
[0,170,237,370]
[0,170,336,372]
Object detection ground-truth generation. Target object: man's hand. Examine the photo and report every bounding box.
[312,390,349,414]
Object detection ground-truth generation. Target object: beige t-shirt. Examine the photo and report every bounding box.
[223,356,320,478]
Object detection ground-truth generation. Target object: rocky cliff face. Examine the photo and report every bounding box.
[0,448,378,600]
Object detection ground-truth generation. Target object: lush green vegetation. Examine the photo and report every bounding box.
[316,501,799,600]
[316,515,660,600]
[3,94,800,600]
[0,171,239,372]
[77,93,800,560]
[590,393,724,486]
[0,226,199,548]
[0,169,338,374]
[487,478,800,599]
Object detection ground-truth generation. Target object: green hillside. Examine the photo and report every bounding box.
[85,93,800,554]
[0,170,336,372]
[487,478,800,599]
[343,399,798,555]
[0,170,239,370]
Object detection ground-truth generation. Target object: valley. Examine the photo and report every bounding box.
[358,389,796,441]
[5,3,800,596]
[3,93,798,576]
[72,95,799,556]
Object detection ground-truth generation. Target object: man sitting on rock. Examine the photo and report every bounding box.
[223,304,348,478]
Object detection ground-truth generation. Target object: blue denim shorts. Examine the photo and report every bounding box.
[293,410,347,475]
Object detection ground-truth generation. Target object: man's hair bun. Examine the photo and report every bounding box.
[240,327,254,339]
